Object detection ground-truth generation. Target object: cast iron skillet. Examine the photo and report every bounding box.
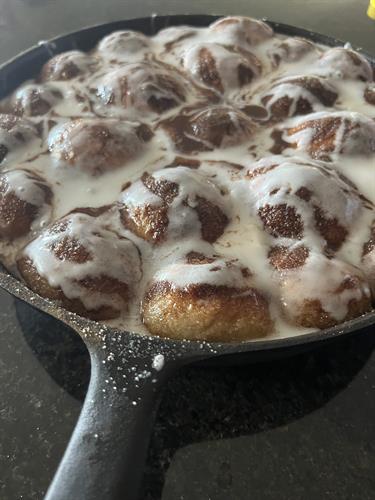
[0,14,374,500]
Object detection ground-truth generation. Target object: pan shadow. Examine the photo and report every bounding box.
[15,299,90,401]
[15,300,375,500]
[141,328,375,500]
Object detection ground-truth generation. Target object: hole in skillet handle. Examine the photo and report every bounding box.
[0,13,373,500]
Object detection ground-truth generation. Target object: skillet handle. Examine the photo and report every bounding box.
[45,343,176,500]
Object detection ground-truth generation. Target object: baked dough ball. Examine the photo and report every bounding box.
[155,26,198,53]
[182,42,262,93]
[97,30,151,56]
[259,75,337,121]
[40,50,97,81]
[17,211,141,320]
[209,16,273,47]
[95,62,186,115]
[142,253,273,341]
[160,105,256,154]
[317,47,373,82]
[12,84,62,116]
[275,111,375,159]
[248,157,364,252]
[48,118,152,175]
[0,169,52,240]
[0,114,39,164]
[269,37,318,66]
[279,253,372,329]
[118,166,229,244]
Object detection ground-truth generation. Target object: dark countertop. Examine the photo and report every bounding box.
[0,1,374,499]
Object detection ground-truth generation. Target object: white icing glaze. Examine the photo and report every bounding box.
[0,16,373,340]
[120,180,162,208]
[153,258,251,290]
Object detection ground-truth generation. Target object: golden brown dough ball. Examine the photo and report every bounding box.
[48,118,152,175]
[119,174,173,244]
[97,30,151,56]
[317,47,373,82]
[142,255,273,341]
[17,211,141,320]
[259,76,337,121]
[40,50,97,81]
[95,62,186,115]
[0,169,52,240]
[209,16,273,46]
[249,158,364,253]
[280,255,372,329]
[160,105,256,154]
[276,112,375,160]
[269,37,318,66]
[12,84,62,116]
[0,114,39,164]
[182,42,262,93]
[118,167,229,244]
